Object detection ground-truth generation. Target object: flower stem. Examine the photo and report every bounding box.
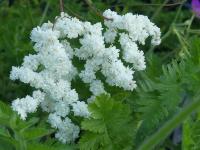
[60,0,64,12]
[84,0,112,20]
[39,1,50,25]
[138,93,200,150]
[151,0,169,21]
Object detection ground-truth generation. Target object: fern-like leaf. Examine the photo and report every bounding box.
[79,94,135,150]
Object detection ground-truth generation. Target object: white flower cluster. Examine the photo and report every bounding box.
[10,10,161,143]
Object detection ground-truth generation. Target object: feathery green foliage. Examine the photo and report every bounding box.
[183,118,200,150]
[79,95,136,150]
[132,37,200,148]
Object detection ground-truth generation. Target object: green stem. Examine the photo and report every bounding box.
[27,0,34,26]
[151,0,169,21]
[19,138,26,150]
[39,1,50,25]
[188,29,200,34]
[173,0,186,23]
[64,5,85,20]
[186,14,195,38]
[138,94,200,150]
[147,0,185,54]
[146,28,172,55]
[173,27,188,53]
[84,0,112,20]
[14,131,27,150]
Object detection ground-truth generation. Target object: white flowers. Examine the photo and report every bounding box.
[10,9,161,143]
[48,113,80,143]
[12,90,45,120]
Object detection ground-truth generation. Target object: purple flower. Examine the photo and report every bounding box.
[192,0,200,17]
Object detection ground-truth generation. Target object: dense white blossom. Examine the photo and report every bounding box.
[119,33,146,70]
[48,113,63,129]
[12,90,45,120]
[55,117,80,143]
[101,60,136,90]
[72,101,90,117]
[10,9,161,143]
[103,9,161,45]
[54,12,84,38]
[89,80,106,96]
[104,29,117,43]
[48,114,80,143]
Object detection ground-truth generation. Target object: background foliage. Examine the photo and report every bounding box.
[1,0,200,150]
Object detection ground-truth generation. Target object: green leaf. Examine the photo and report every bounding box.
[183,118,200,150]
[17,117,39,131]
[135,59,185,144]
[27,143,76,150]
[52,142,77,150]
[0,135,18,148]
[0,126,10,137]
[82,119,106,133]
[0,140,14,150]
[21,128,55,140]
[0,101,12,116]
[27,143,58,150]
[0,101,13,126]
[79,132,106,150]
[79,94,135,150]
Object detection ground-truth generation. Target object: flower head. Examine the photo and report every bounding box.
[192,0,200,17]
[10,10,161,143]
